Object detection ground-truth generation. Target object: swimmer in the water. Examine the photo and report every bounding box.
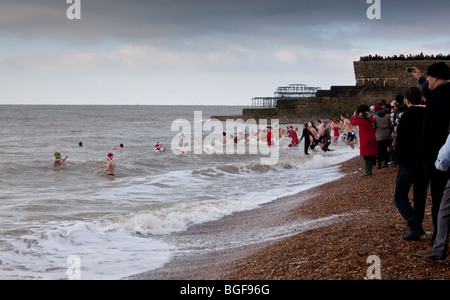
[100,153,116,176]
[54,152,69,167]
[154,142,165,154]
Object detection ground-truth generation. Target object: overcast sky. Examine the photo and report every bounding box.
[0,0,449,105]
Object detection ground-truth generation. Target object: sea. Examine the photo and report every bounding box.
[0,105,358,280]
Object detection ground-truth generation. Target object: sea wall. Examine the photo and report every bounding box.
[353,60,448,88]
[211,60,449,124]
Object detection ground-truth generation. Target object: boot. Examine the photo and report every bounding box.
[377,161,382,169]
[359,157,373,178]
[425,248,447,261]
[367,158,373,175]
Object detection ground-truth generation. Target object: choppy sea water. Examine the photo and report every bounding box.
[0,105,357,279]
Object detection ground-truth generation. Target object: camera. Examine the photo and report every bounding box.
[406,67,415,73]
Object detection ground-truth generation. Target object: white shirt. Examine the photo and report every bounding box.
[435,134,450,172]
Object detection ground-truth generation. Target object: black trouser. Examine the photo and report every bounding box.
[304,138,311,154]
[377,139,391,165]
[322,137,331,151]
[394,166,429,233]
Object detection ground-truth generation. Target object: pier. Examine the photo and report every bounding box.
[251,84,321,107]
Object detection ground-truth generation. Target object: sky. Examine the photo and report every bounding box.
[0,0,449,105]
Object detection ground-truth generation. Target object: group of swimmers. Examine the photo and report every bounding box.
[53,120,356,175]
[218,118,358,155]
[53,141,166,176]
[268,117,358,155]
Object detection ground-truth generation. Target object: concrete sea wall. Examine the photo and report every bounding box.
[212,60,449,124]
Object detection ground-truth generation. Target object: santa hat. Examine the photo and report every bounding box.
[374,104,382,112]
[107,153,113,159]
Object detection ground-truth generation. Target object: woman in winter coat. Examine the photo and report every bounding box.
[351,104,379,177]
[373,104,394,169]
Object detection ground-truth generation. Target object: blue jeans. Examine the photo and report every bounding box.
[394,166,429,233]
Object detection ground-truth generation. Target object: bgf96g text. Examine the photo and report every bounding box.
[224,285,270,295]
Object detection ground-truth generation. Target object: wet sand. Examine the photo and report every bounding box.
[131,157,449,280]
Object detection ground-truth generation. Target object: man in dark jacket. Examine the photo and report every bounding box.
[394,87,428,241]
[411,62,450,245]
[299,123,313,155]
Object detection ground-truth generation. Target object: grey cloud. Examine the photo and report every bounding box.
[0,1,377,39]
[1,0,448,46]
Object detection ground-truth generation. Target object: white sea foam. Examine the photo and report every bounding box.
[0,105,358,279]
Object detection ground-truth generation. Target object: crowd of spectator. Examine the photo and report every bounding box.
[360,53,450,61]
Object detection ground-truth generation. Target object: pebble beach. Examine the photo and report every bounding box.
[134,156,449,280]
[222,157,449,280]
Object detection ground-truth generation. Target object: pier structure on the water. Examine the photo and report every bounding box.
[212,55,450,123]
[251,84,321,107]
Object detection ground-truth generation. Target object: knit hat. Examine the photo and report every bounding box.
[427,62,450,80]
[374,104,382,112]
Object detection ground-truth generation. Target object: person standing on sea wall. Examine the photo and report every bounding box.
[350,105,378,178]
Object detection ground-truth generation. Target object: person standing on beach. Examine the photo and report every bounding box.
[410,62,450,246]
[350,105,378,177]
[373,104,394,169]
[54,152,69,167]
[100,153,116,176]
[426,134,450,260]
[393,87,428,241]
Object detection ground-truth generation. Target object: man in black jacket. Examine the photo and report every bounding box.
[394,87,428,241]
[411,62,450,245]
[299,123,313,155]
